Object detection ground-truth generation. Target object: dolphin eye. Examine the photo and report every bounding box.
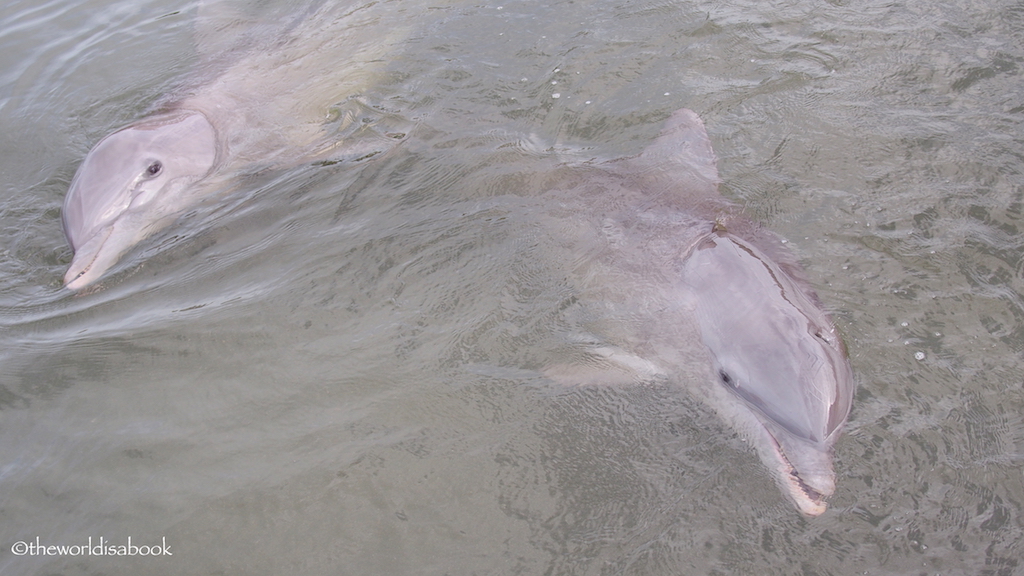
[719,369,736,388]
[145,161,163,177]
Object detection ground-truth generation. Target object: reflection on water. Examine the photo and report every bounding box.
[1,0,1023,573]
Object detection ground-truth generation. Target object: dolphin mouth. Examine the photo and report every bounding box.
[762,427,829,516]
[64,226,115,291]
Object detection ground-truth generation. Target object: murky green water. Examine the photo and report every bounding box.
[1,0,1022,573]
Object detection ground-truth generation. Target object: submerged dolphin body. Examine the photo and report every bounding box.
[61,1,413,290]
[546,109,854,515]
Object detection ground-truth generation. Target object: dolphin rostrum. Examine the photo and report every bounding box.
[544,109,855,515]
[61,1,413,290]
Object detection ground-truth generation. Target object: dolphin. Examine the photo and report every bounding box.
[62,111,218,289]
[61,0,415,290]
[544,109,854,515]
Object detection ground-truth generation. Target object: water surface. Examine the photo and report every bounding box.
[1,0,1022,573]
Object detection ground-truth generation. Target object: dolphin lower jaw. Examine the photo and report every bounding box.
[64,210,173,290]
[758,422,836,516]
[64,226,115,290]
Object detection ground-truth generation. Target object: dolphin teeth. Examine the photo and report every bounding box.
[790,470,825,506]
[763,426,830,516]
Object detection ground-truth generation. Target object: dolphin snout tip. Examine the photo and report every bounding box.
[786,469,835,517]
[793,492,828,517]
[63,234,111,291]
[64,259,96,291]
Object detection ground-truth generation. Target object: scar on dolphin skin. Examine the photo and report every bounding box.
[545,109,855,516]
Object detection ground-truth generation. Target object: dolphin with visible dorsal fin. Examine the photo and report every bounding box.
[61,0,417,290]
[545,109,854,515]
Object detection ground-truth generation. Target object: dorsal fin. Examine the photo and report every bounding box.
[625,108,720,200]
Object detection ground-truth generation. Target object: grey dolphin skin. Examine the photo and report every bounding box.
[549,109,854,515]
[60,1,412,290]
[62,112,218,289]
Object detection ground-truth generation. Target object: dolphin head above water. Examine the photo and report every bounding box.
[62,111,218,290]
[629,109,855,515]
[547,109,855,515]
[680,229,854,515]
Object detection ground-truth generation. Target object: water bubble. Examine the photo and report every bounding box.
[914,351,925,361]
